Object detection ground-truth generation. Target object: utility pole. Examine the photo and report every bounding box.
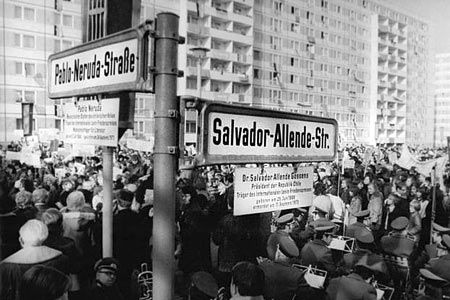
[153,12,180,300]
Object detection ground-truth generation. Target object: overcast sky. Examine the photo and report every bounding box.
[384,0,450,54]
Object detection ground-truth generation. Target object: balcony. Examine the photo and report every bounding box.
[210,27,252,44]
[379,24,390,33]
[185,67,210,78]
[187,23,210,36]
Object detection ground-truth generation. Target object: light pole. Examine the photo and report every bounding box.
[190,47,209,98]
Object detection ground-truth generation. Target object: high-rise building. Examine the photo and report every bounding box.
[0,0,83,144]
[1,0,434,147]
[435,53,450,147]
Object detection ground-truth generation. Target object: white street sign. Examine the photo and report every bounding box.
[63,98,120,147]
[48,25,152,98]
[197,103,338,165]
[233,166,314,216]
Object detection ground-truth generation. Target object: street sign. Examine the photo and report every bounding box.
[234,166,314,216]
[196,102,338,165]
[63,98,120,147]
[48,22,153,98]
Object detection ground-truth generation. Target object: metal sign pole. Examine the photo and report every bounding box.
[152,13,180,300]
[102,145,114,257]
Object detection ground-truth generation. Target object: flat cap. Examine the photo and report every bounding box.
[353,210,370,218]
[94,257,119,273]
[191,271,218,297]
[278,236,299,258]
[442,234,450,249]
[354,227,374,244]
[432,222,450,234]
[277,213,294,225]
[313,219,336,232]
[391,216,409,231]
[419,268,448,283]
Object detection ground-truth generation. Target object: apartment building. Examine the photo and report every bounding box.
[1,0,434,147]
[435,53,450,147]
[0,0,82,144]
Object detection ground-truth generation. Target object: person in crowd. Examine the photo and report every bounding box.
[380,216,415,258]
[0,180,21,260]
[91,186,103,212]
[346,184,363,226]
[339,177,352,205]
[367,182,383,239]
[326,255,379,300]
[19,265,71,300]
[87,257,124,300]
[112,189,143,298]
[382,193,409,234]
[310,182,334,220]
[356,179,369,210]
[266,213,295,260]
[212,195,263,290]
[338,227,387,278]
[345,209,371,239]
[416,268,449,300]
[427,234,450,283]
[229,262,265,300]
[259,235,303,300]
[300,219,337,276]
[327,185,346,234]
[188,271,219,300]
[32,188,50,220]
[0,219,69,300]
[407,200,422,243]
[178,185,212,276]
[13,190,37,226]
[57,177,76,209]
[61,191,96,299]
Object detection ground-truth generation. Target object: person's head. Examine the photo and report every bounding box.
[61,178,75,192]
[396,182,408,197]
[116,189,134,209]
[181,185,198,207]
[386,193,401,206]
[230,262,265,298]
[66,191,86,211]
[20,178,34,192]
[94,257,119,287]
[93,186,103,197]
[32,188,49,205]
[19,219,48,248]
[367,182,378,195]
[41,208,64,235]
[19,265,70,300]
[15,190,33,209]
[363,173,374,185]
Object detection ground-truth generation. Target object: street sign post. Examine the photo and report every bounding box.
[48,22,153,98]
[195,102,338,165]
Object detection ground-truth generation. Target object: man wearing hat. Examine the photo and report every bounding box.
[300,219,337,276]
[327,254,379,300]
[380,216,415,258]
[113,189,143,298]
[339,227,387,277]
[259,235,304,300]
[188,271,219,300]
[415,268,449,300]
[266,213,295,260]
[345,210,371,239]
[88,257,124,300]
[427,234,450,283]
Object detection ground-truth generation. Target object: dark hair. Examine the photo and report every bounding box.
[19,265,70,300]
[231,262,265,297]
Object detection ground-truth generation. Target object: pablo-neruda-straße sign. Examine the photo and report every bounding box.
[48,24,152,99]
[196,102,338,165]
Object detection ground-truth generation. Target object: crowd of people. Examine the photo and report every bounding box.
[1,142,450,300]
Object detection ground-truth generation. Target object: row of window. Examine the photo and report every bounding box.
[14,5,76,28]
[12,33,73,51]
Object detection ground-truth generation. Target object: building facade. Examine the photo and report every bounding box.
[1,0,434,147]
[435,53,450,147]
[0,0,82,144]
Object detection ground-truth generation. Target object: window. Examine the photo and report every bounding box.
[254,68,260,79]
[63,14,73,27]
[24,91,36,102]
[25,63,35,77]
[15,62,23,75]
[14,6,22,18]
[24,7,35,21]
[14,34,21,47]
[23,35,35,48]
